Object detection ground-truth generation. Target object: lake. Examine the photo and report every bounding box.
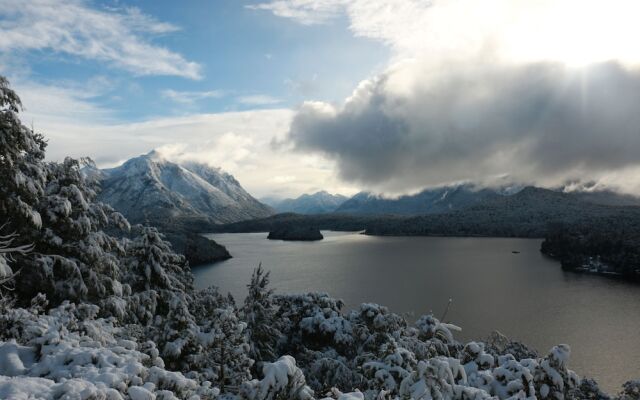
[192,231,640,393]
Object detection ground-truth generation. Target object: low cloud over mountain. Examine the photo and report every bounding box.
[288,60,640,194]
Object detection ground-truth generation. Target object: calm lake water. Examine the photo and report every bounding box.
[192,231,640,393]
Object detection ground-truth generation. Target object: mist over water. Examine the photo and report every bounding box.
[193,231,640,393]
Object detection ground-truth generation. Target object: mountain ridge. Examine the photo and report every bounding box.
[214,186,640,238]
[95,151,274,227]
[335,185,501,215]
[265,190,348,214]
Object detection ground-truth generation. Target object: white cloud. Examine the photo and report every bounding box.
[250,0,640,66]
[288,59,640,195]
[0,0,201,79]
[16,77,114,126]
[237,94,282,106]
[246,0,344,25]
[162,89,225,104]
[252,0,640,195]
[10,78,355,198]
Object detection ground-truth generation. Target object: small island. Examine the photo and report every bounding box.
[268,226,324,241]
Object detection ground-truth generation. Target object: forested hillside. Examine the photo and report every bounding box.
[216,187,640,239]
[541,220,640,280]
[335,186,501,215]
[1,77,639,399]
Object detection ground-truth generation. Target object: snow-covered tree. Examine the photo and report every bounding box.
[192,287,253,390]
[618,380,640,400]
[125,225,191,294]
[240,356,314,400]
[485,330,538,361]
[0,77,47,235]
[348,303,406,356]
[276,292,353,357]
[532,344,580,400]
[567,378,610,400]
[1,77,131,308]
[242,265,282,369]
[20,157,130,305]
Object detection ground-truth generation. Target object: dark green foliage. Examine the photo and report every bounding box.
[216,187,640,241]
[568,379,611,400]
[541,220,640,280]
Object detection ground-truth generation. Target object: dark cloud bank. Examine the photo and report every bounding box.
[288,61,640,194]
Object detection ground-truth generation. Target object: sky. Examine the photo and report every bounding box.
[2,0,640,198]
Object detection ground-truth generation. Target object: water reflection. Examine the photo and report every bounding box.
[192,231,640,392]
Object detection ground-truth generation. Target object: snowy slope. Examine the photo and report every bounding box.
[96,151,274,226]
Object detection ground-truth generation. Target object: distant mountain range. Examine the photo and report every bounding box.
[81,152,640,266]
[335,185,502,215]
[263,191,348,214]
[90,154,640,227]
[90,151,274,228]
[85,152,640,263]
[270,184,640,217]
[87,152,640,241]
[214,186,640,238]
[363,186,640,237]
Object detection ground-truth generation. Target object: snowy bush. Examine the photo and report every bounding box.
[618,380,640,400]
[485,331,539,361]
[0,301,219,399]
[567,378,610,400]
[532,344,580,400]
[301,349,365,393]
[239,356,313,400]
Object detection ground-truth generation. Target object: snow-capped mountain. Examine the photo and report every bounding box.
[335,185,501,215]
[264,191,348,214]
[95,151,274,226]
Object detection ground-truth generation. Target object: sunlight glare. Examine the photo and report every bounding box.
[503,0,640,66]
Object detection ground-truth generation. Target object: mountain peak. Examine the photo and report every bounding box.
[94,153,274,226]
[139,149,167,162]
[145,149,161,157]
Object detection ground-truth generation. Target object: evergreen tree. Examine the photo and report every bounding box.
[22,157,129,304]
[242,264,281,370]
[191,287,254,389]
[0,76,47,238]
[124,225,191,294]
